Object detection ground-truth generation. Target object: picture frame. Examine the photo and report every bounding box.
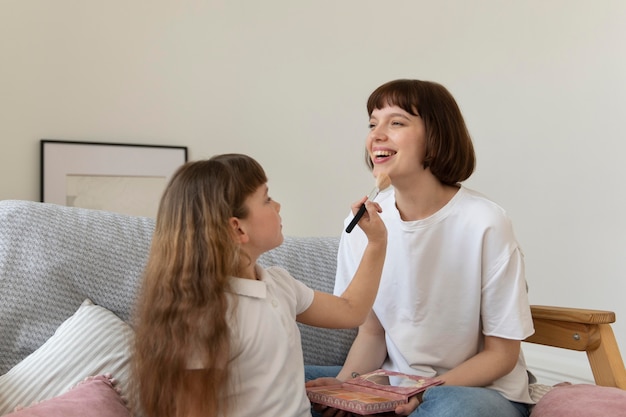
[41,140,188,218]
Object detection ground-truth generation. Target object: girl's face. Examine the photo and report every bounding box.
[238,184,283,256]
[367,105,427,182]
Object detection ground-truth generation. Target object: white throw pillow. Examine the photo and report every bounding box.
[0,299,134,416]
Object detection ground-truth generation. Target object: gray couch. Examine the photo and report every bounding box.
[3,200,625,416]
[0,199,354,387]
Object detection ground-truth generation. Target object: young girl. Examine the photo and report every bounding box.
[132,153,387,417]
[306,80,535,417]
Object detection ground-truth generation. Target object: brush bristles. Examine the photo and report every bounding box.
[376,173,391,191]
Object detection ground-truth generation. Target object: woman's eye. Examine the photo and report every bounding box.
[391,120,404,126]
[368,123,376,129]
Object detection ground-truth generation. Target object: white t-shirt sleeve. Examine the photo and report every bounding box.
[481,245,534,340]
[292,273,315,314]
[268,266,315,314]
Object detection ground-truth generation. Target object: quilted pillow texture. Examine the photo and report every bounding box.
[4,374,130,417]
[0,299,133,415]
[531,383,626,417]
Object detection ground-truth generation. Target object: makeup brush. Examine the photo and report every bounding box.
[345,173,391,233]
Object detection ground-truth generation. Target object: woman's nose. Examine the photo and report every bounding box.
[369,126,387,141]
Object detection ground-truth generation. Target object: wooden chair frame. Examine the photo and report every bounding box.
[525,305,626,389]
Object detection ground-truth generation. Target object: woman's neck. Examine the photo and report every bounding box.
[393,176,459,221]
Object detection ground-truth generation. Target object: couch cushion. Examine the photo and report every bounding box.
[4,374,130,417]
[0,299,133,415]
[531,383,626,417]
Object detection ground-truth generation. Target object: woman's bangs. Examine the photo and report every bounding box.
[367,84,418,116]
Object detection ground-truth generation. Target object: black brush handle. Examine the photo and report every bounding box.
[345,203,367,233]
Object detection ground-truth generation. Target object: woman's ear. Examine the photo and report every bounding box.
[229,217,249,244]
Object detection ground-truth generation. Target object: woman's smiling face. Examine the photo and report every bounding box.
[367,105,427,181]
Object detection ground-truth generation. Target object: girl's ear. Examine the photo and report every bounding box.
[229,217,249,244]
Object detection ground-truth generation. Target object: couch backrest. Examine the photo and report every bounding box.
[0,200,154,374]
[0,200,354,374]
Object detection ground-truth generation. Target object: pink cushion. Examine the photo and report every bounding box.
[6,374,130,417]
[532,383,626,417]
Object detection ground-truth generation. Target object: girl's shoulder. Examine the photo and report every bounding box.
[262,266,312,293]
[260,265,293,286]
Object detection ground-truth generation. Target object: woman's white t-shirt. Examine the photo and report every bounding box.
[334,186,535,403]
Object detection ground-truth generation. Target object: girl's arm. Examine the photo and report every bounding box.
[297,201,386,329]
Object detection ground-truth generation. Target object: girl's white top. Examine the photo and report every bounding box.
[189,264,315,417]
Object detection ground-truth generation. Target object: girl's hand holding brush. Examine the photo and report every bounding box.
[345,173,391,233]
[350,199,387,245]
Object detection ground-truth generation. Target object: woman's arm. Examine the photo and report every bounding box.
[437,335,521,386]
[335,309,388,381]
[392,336,521,416]
[305,311,388,417]
[305,310,387,388]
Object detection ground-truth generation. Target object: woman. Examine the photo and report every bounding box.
[306,79,534,417]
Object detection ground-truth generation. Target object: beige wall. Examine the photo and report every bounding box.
[1,0,625,382]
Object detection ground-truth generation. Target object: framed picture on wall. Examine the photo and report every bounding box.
[41,140,188,218]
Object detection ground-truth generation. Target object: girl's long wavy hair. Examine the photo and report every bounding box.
[131,154,267,417]
[366,79,476,185]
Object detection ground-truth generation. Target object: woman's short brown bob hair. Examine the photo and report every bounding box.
[366,79,476,185]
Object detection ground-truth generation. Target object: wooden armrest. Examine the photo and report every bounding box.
[525,305,626,389]
[530,305,615,324]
